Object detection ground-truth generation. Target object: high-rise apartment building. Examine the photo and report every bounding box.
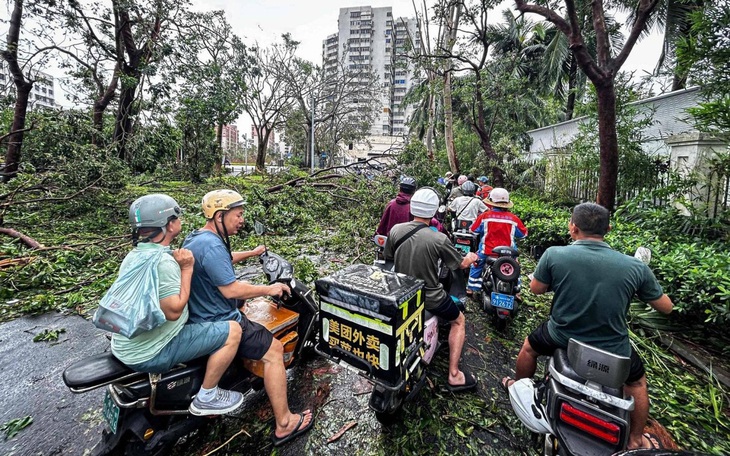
[218,124,239,154]
[322,6,420,137]
[0,62,56,109]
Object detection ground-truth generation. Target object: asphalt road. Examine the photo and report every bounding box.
[0,312,109,456]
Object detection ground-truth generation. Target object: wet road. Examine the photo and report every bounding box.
[0,312,109,456]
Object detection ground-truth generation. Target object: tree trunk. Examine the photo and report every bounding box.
[443,71,459,173]
[92,72,118,147]
[425,74,436,160]
[565,56,578,120]
[3,84,32,182]
[595,81,619,210]
[113,67,138,163]
[214,122,223,174]
[1,0,32,183]
[256,129,270,172]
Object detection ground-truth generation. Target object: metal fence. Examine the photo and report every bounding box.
[514,157,729,218]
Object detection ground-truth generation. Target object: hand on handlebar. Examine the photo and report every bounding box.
[268,282,291,299]
[252,245,266,256]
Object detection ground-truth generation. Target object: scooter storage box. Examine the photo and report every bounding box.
[242,297,300,378]
[315,264,425,386]
[453,231,478,254]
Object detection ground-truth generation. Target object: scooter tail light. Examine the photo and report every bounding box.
[559,402,621,445]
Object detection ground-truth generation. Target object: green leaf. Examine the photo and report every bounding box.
[1,416,33,440]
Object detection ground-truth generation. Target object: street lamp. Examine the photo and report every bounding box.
[311,90,315,173]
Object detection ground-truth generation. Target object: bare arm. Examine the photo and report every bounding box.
[530,277,550,295]
[648,294,673,314]
[459,252,478,269]
[218,280,290,301]
[159,249,194,321]
[231,245,266,264]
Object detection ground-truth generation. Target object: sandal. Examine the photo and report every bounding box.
[271,411,315,447]
[500,376,515,393]
[447,368,478,392]
[643,432,664,450]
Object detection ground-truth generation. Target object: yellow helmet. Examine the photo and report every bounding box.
[202,189,245,219]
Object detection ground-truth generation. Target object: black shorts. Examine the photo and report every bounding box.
[527,321,645,383]
[236,317,274,361]
[429,295,462,322]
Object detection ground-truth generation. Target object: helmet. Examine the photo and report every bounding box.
[445,171,454,179]
[485,187,514,208]
[202,189,245,219]
[457,175,468,185]
[508,378,553,434]
[399,176,417,195]
[461,181,477,196]
[410,188,440,218]
[129,194,181,230]
[478,176,489,183]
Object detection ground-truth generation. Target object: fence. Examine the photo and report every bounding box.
[514,157,729,218]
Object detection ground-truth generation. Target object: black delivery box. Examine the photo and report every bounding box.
[315,264,425,386]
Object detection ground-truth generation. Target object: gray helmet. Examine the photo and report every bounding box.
[129,194,181,230]
[399,176,417,195]
[461,181,477,196]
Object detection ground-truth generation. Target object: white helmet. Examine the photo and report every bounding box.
[410,188,440,218]
[508,378,553,434]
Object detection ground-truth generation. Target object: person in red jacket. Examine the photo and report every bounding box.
[476,176,493,199]
[467,188,527,295]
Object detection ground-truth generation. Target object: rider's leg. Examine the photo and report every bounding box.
[260,339,313,437]
[467,253,486,292]
[515,337,541,379]
[202,321,242,389]
[447,312,467,384]
[625,375,649,449]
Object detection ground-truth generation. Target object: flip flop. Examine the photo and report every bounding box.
[643,432,664,449]
[500,376,515,393]
[447,368,478,392]
[271,411,315,447]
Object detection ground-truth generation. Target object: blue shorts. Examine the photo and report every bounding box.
[127,321,230,373]
[429,295,462,322]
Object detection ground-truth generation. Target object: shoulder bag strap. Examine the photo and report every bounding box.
[393,223,428,252]
[456,197,478,220]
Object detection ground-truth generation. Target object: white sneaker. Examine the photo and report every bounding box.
[188,388,244,416]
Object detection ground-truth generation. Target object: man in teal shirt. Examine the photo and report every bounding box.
[503,202,673,450]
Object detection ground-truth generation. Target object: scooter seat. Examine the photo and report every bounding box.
[63,352,136,390]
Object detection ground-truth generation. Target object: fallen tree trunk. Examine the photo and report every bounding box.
[0,228,44,249]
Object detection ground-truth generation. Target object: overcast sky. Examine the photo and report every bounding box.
[3,1,664,121]
[190,0,663,74]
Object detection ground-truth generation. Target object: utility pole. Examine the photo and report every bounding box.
[310,90,315,173]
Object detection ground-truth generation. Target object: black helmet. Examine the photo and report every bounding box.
[399,176,417,194]
[461,181,477,196]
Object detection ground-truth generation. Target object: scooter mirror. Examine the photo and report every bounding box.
[254,221,266,236]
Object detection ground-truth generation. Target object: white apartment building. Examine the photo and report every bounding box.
[0,62,56,109]
[322,5,420,138]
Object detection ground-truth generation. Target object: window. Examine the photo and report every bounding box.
[350,11,361,18]
[386,12,392,17]
[385,29,391,35]
[386,20,392,26]
[385,38,391,43]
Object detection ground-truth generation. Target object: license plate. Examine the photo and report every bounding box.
[102,389,120,434]
[454,243,471,254]
[491,292,515,310]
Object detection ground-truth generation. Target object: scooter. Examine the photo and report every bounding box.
[480,246,521,330]
[62,247,319,455]
[507,248,681,456]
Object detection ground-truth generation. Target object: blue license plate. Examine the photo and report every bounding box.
[454,243,471,254]
[491,292,515,310]
[103,389,120,434]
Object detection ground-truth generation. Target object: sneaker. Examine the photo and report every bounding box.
[189,388,244,416]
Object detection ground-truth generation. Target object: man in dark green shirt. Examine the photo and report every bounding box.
[504,202,673,450]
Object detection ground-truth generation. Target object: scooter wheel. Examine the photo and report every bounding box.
[375,410,400,425]
[493,315,507,331]
[481,293,491,313]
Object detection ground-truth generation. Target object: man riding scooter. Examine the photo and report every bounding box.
[182,189,314,447]
[384,188,479,392]
[503,202,673,450]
